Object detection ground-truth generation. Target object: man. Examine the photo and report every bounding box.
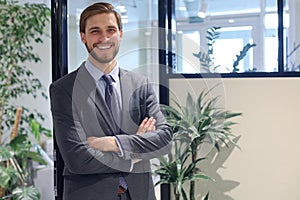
[50,2,172,200]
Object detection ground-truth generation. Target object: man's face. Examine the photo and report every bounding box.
[80,13,123,64]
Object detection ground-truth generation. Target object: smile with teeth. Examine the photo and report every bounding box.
[96,44,112,50]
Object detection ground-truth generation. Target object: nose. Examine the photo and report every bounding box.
[97,31,108,43]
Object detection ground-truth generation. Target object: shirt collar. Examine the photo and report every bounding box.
[85,59,119,83]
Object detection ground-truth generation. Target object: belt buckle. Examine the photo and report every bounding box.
[118,186,127,194]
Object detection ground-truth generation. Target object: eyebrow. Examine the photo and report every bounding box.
[88,25,118,31]
[107,25,118,30]
[88,27,100,31]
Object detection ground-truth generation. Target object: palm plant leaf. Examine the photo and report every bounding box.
[232,43,256,72]
[26,151,47,165]
[224,111,243,119]
[0,165,19,188]
[203,192,209,200]
[0,146,13,162]
[193,51,213,72]
[160,104,182,121]
[180,187,188,200]
[8,134,27,149]
[189,174,214,182]
[0,166,11,187]
[12,186,40,200]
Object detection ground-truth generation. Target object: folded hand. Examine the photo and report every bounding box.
[136,117,156,135]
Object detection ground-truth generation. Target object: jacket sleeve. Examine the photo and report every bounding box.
[50,82,131,174]
[116,78,172,161]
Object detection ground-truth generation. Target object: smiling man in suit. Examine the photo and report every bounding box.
[49,2,172,200]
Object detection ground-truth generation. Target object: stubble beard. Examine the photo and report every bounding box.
[88,43,120,64]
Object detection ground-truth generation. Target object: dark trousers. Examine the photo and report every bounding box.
[118,191,131,200]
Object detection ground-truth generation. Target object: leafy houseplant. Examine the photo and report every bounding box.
[155,88,242,200]
[193,26,256,73]
[0,0,51,199]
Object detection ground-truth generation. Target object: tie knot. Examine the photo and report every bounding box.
[102,74,113,85]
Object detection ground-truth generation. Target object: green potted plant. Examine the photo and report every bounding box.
[0,0,51,199]
[155,87,242,200]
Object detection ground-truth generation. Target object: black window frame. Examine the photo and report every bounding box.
[159,0,300,79]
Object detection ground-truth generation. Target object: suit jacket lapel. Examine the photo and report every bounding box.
[74,66,141,136]
[119,69,141,135]
[74,63,116,135]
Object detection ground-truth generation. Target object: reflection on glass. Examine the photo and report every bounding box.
[174,0,281,74]
[214,26,254,73]
[265,0,277,12]
[215,38,244,73]
[265,36,278,72]
[67,0,159,81]
[176,31,200,73]
[176,0,261,19]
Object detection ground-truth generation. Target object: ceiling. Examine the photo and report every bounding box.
[19,0,278,24]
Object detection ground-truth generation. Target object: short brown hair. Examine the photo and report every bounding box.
[79,2,122,33]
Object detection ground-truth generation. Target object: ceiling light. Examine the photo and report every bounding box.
[116,5,125,10]
[179,6,187,11]
[197,11,206,18]
[197,0,207,19]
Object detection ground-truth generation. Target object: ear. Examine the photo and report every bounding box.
[119,29,123,39]
[80,32,87,44]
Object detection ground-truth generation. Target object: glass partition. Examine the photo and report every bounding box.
[67,0,159,82]
[174,0,280,74]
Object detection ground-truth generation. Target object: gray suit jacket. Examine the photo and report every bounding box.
[50,63,172,200]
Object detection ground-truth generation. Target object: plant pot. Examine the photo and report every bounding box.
[0,186,5,198]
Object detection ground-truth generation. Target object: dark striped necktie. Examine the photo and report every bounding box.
[102,74,121,132]
[102,74,128,191]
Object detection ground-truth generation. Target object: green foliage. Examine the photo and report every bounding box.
[0,126,48,198]
[192,51,214,73]
[0,0,50,138]
[161,88,241,152]
[0,0,51,199]
[193,26,256,73]
[0,165,18,188]
[154,151,212,200]
[193,27,221,72]
[156,87,242,200]
[11,186,40,200]
[232,43,257,72]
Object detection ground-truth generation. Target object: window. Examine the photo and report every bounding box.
[163,0,300,76]
[67,0,159,83]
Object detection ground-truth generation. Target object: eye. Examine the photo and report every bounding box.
[108,28,116,33]
[91,29,99,34]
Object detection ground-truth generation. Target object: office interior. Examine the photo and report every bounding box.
[1,0,300,200]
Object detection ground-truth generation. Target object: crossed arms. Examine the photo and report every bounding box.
[50,73,172,174]
[87,117,156,153]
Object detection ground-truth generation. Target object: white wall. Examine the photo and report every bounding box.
[170,78,300,200]
[14,25,52,139]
